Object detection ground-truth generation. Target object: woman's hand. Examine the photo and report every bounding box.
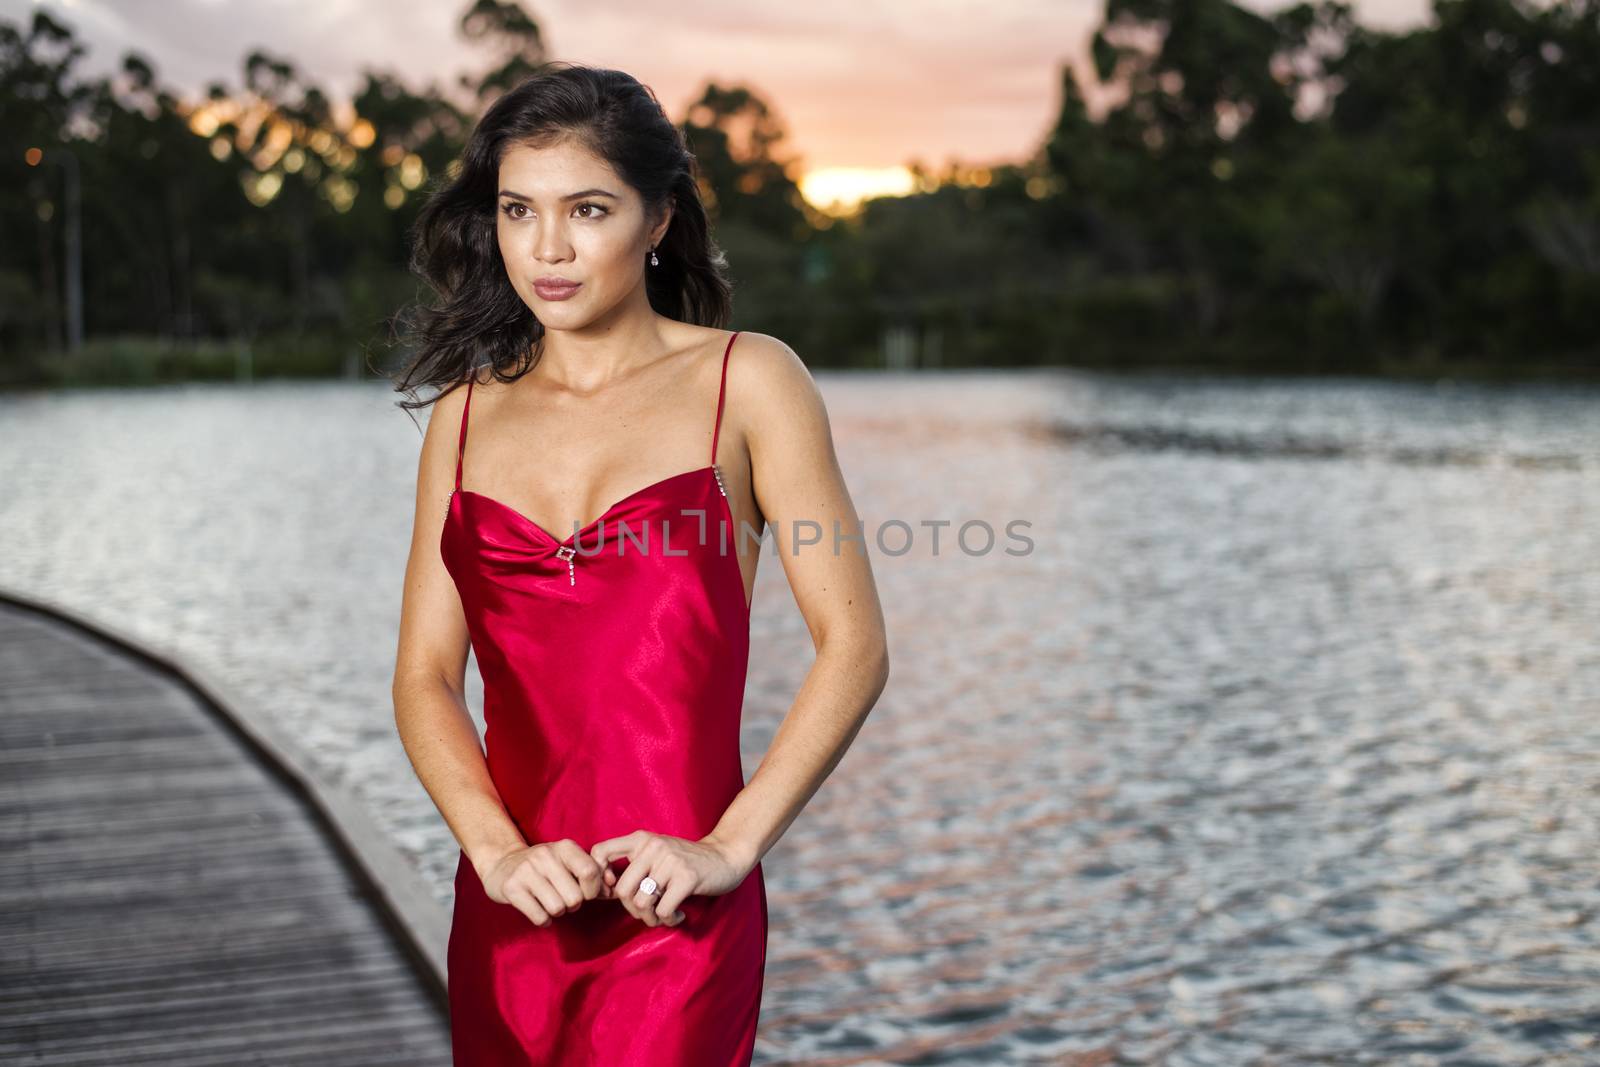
[479,840,616,927]
[589,831,752,928]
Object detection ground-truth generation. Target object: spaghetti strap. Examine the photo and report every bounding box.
[455,376,475,492]
[710,331,738,468]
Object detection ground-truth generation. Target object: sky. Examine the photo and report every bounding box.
[6,0,1435,206]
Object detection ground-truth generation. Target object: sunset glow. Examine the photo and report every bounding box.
[799,166,918,216]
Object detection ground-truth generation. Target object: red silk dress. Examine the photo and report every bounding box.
[440,331,766,1066]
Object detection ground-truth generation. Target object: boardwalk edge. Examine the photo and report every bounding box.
[0,584,450,1005]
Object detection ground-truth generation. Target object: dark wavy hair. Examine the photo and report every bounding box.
[389,63,733,413]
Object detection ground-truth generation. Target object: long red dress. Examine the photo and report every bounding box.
[440,331,766,1066]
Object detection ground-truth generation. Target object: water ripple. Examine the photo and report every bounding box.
[1,370,1597,1064]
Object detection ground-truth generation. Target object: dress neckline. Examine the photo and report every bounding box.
[450,332,741,551]
[445,463,752,615]
[453,465,716,548]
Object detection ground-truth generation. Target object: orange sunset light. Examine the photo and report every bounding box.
[799,166,918,217]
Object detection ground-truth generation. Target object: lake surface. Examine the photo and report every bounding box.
[2,369,1597,1065]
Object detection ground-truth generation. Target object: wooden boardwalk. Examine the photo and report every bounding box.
[0,599,452,1066]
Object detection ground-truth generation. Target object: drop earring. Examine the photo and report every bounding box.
[649,248,659,267]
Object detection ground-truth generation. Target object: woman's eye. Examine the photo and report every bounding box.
[500,202,606,219]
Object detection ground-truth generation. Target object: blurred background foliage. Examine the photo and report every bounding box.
[3,0,1597,386]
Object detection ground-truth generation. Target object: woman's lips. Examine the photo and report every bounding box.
[533,280,582,301]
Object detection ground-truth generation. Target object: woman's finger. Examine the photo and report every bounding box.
[589,831,646,868]
[532,848,587,911]
[654,875,692,926]
[554,839,608,900]
[608,844,652,908]
[531,851,588,908]
[612,858,652,920]
[630,869,665,927]
[504,881,552,928]
[525,873,575,919]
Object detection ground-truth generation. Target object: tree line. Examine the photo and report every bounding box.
[2,0,1595,384]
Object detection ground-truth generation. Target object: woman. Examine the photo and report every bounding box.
[390,63,890,1066]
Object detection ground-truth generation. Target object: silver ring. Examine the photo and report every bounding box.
[639,876,658,897]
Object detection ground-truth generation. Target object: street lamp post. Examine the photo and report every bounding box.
[27,146,84,354]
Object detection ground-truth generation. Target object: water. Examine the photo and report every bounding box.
[2,370,1596,1065]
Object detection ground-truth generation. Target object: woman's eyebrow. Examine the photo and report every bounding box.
[498,188,620,202]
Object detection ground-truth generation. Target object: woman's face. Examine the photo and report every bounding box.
[494,137,667,328]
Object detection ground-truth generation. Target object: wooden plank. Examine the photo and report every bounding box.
[0,598,452,1065]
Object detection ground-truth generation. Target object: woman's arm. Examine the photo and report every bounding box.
[703,333,892,872]
[390,383,528,883]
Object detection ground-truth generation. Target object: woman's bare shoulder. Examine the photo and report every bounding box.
[727,331,818,399]
[413,373,480,491]
[424,376,473,445]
